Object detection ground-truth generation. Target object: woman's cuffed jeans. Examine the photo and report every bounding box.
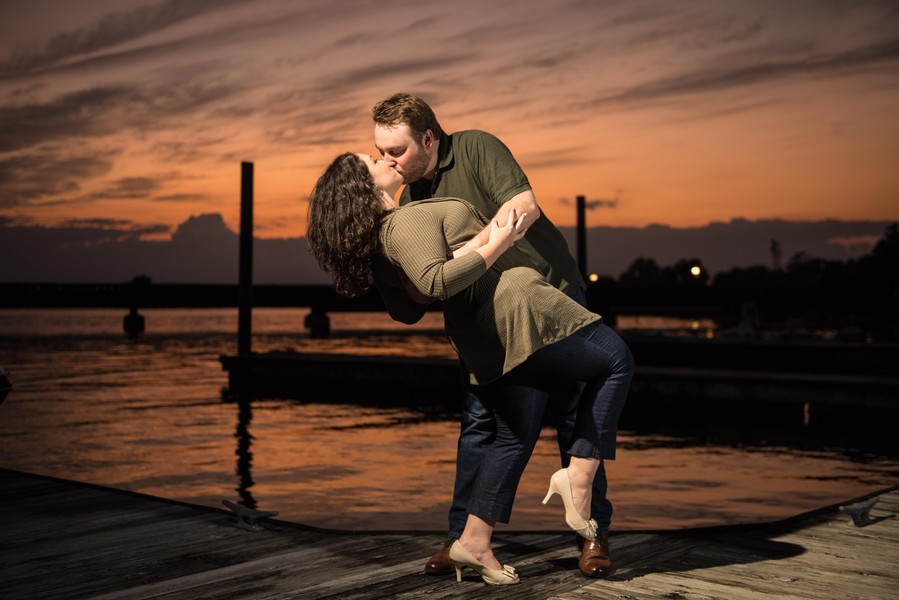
[465,322,633,525]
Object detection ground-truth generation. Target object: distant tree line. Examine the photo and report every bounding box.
[607,223,898,340]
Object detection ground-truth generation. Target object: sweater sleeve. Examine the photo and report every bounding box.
[383,207,487,300]
[371,254,428,324]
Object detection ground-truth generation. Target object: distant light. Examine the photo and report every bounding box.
[588,273,599,282]
[690,266,702,277]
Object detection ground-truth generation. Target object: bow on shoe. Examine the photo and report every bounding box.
[581,517,598,541]
[484,564,518,585]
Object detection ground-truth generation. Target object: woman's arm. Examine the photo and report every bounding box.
[473,207,528,267]
[371,255,429,324]
[373,277,428,324]
[452,207,528,259]
[451,227,489,258]
[387,207,528,300]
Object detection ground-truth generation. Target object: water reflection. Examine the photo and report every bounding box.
[215,381,899,530]
[617,396,899,460]
[229,383,899,460]
[1,307,897,532]
[234,397,256,509]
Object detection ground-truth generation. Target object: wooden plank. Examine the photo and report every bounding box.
[1,469,897,599]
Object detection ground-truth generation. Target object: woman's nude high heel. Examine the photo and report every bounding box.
[542,468,598,541]
[448,540,519,585]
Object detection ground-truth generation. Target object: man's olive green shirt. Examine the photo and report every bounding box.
[374,199,599,384]
[401,130,585,295]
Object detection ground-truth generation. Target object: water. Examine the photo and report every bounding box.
[1,308,896,532]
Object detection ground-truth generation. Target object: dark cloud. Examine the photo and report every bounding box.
[585,198,619,210]
[257,53,474,149]
[563,218,895,277]
[2,213,891,283]
[53,218,171,240]
[560,194,620,211]
[76,172,208,204]
[0,139,204,209]
[91,177,161,200]
[318,54,476,98]
[0,86,135,152]
[623,5,747,50]
[0,0,254,78]
[0,211,330,283]
[0,147,115,208]
[150,137,230,163]
[154,193,208,203]
[606,1,676,28]
[587,37,899,108]
[258,93,363,148]
[0,219,169,254]
[0,1,377,87]
[518,146,597,170]
[60,218,154,230]
[0,78,247,154]
[2,27,246,85]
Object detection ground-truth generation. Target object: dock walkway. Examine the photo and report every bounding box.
[1,468,896,599]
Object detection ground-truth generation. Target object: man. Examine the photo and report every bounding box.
[372,93,613,578]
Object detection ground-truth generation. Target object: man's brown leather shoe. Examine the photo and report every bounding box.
[578,532,612,578]
[424,537,457,575]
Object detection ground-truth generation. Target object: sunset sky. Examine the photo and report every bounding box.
[1,0,897,241]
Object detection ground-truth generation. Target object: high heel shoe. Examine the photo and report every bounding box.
[542,468,598,541]
[448,540,519,585]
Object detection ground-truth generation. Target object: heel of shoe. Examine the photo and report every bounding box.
[454,565,463,583]
[542,469,562,505]
[544,468,598,541]
[542,485,556,505]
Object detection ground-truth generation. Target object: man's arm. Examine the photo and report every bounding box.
[494,189,540,228]
[453,190,539,258]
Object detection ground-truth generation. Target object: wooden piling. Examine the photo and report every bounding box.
[577,194,587,279]
[238,162,253,356]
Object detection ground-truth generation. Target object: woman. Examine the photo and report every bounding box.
[307,153,633,585]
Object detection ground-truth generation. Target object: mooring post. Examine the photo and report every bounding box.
[238,162,253,356]
[576,194,587,280]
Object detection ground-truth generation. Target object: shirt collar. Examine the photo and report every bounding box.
[429,132,453,195]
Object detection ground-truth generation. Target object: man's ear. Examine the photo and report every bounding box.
[422,130,434,149]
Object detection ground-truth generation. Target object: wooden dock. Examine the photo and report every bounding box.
[219,349,899,409]
[2,468,896,599]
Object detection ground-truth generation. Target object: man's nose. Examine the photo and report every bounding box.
[383,155,397,167]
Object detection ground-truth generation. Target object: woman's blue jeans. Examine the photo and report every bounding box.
[461,321,633,526]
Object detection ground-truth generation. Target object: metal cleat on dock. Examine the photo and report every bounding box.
[222,499,279,531]
[838,496,879,527]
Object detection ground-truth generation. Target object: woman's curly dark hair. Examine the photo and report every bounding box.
[307,153,387,298]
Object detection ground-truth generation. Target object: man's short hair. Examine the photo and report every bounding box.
[372,93,444,143]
